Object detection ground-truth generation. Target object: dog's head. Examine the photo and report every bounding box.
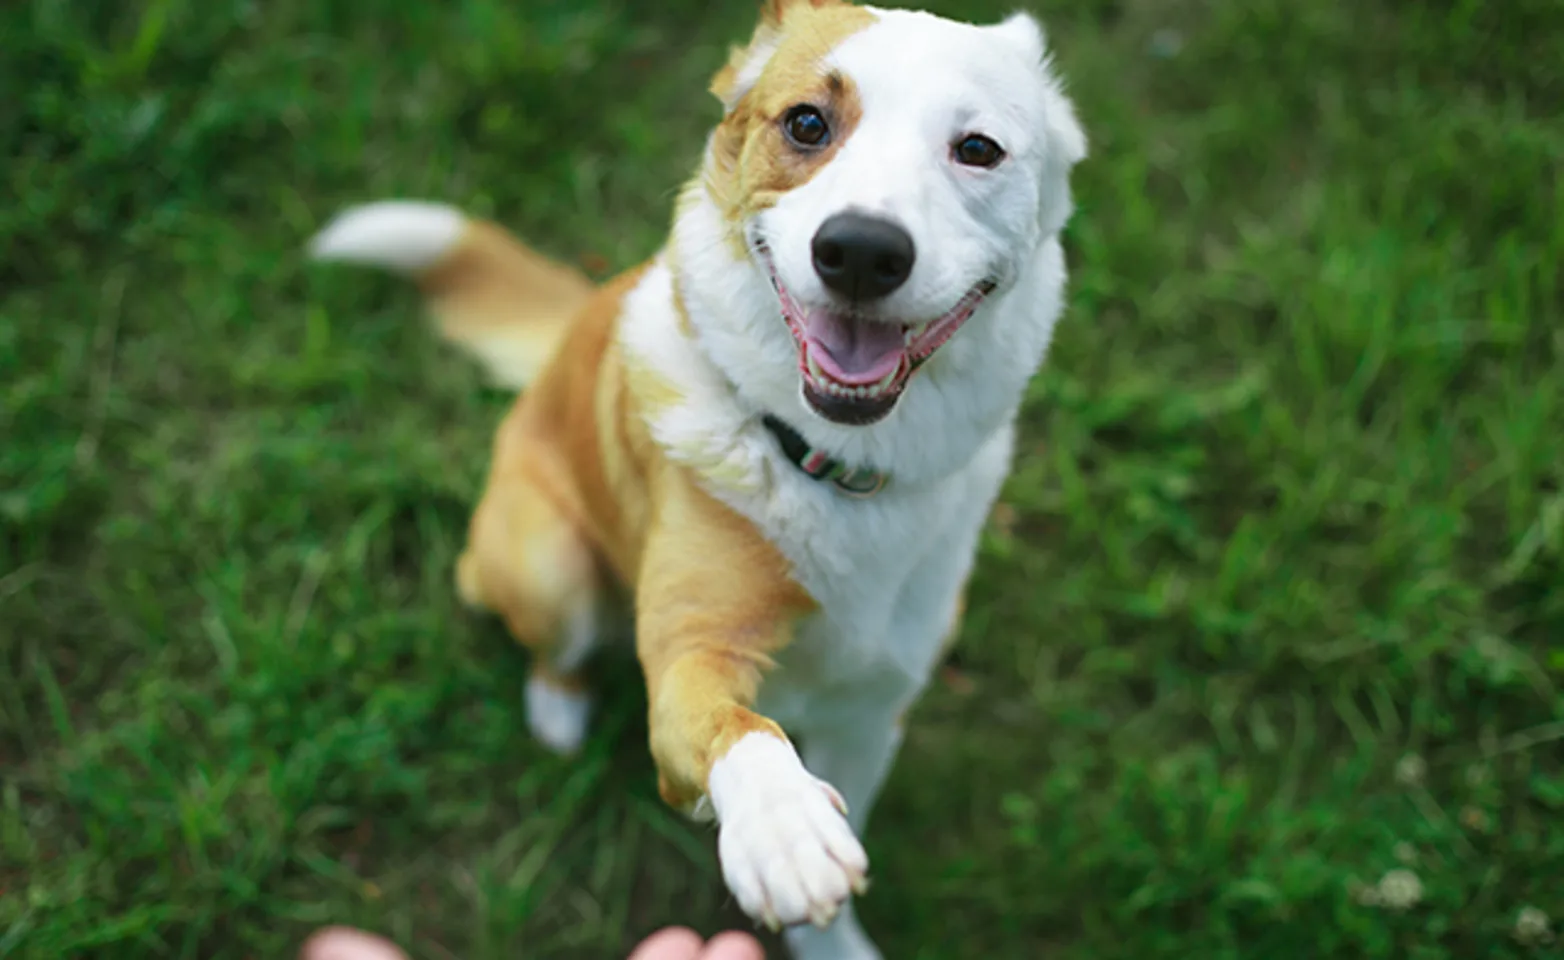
[697,0,1086,428]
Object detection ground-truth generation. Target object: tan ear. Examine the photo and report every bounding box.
[708,40,760,106]
[761,0,845,26]
[710,0,851,110]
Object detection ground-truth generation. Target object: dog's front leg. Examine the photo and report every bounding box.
[636,472,868,931]
[781,713,905,960]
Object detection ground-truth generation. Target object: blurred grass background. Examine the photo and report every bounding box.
[2,0,1562,957]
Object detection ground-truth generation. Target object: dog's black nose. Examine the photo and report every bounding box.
[810,213,915,301]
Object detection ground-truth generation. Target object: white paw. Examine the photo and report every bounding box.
[525,675,591,755]
[707,733,869,931]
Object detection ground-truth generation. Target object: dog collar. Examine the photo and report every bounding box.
[760,414,888,498]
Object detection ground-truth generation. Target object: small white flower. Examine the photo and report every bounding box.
[1395,754,1427,788]
[1376,869,1423,911]
[1515,906,1553,945]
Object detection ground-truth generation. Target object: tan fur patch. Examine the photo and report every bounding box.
[668,268,696,338]
[705,1,876,229]
[416,219,595,387]
[452,253,816,809]
[708,0,852,104]
[635,471,816,808]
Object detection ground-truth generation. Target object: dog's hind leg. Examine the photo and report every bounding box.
[457,456,603,756]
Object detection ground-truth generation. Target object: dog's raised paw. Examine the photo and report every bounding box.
[707,733,869,931]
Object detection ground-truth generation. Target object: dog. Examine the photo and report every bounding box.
[307,2,1085,957]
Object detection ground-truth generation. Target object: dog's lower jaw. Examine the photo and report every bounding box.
[802,381,900,426]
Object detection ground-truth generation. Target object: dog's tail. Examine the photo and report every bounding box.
[307,201,595,389]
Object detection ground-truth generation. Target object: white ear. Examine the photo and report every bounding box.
[1036,77,1088,235]
[993,12,1088,234]
[992,11,1046,63]
[1044,83,1088,168]
[991,11,1086,167]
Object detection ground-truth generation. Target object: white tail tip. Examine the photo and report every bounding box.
[307,200,465,274]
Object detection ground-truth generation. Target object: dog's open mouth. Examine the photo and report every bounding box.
[756,245,995,426]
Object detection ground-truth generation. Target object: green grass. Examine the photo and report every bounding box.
[3,0,1562,957]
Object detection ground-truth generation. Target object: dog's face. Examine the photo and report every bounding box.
[703,0,1085,427]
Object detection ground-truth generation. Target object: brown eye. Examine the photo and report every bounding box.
[953,134,1005,168]
[783,105,830,148]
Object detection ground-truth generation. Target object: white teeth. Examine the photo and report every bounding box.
[805,354,901,401]
[904,322,930,345]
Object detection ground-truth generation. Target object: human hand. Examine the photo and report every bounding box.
[626,926,764,959]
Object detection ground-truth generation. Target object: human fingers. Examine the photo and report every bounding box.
[299,927,410,960]
[626,926,707,960]
[700,930,766,960]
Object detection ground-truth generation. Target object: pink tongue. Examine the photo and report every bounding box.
[802,309,905,385]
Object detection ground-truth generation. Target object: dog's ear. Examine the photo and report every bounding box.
[991,12,1086,234]
[1036,87,1087,235]
[709,31,775,111]
[991,12,1084,165]
[711,0,847,110]
[991,11,1046,64]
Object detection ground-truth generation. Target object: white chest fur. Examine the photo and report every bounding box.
[748,430,1013,733]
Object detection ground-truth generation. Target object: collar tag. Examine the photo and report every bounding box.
[831,468,888,498]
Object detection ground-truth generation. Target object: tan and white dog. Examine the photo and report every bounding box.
[307,2,1085,957]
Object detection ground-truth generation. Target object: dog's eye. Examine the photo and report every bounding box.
[952,134,1005,168]
[783,105,831,148]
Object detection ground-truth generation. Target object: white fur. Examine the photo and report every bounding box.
[618,9,1086,958]
[308,201,465,273]
[707,732,868,930]
[524,674,592,756]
